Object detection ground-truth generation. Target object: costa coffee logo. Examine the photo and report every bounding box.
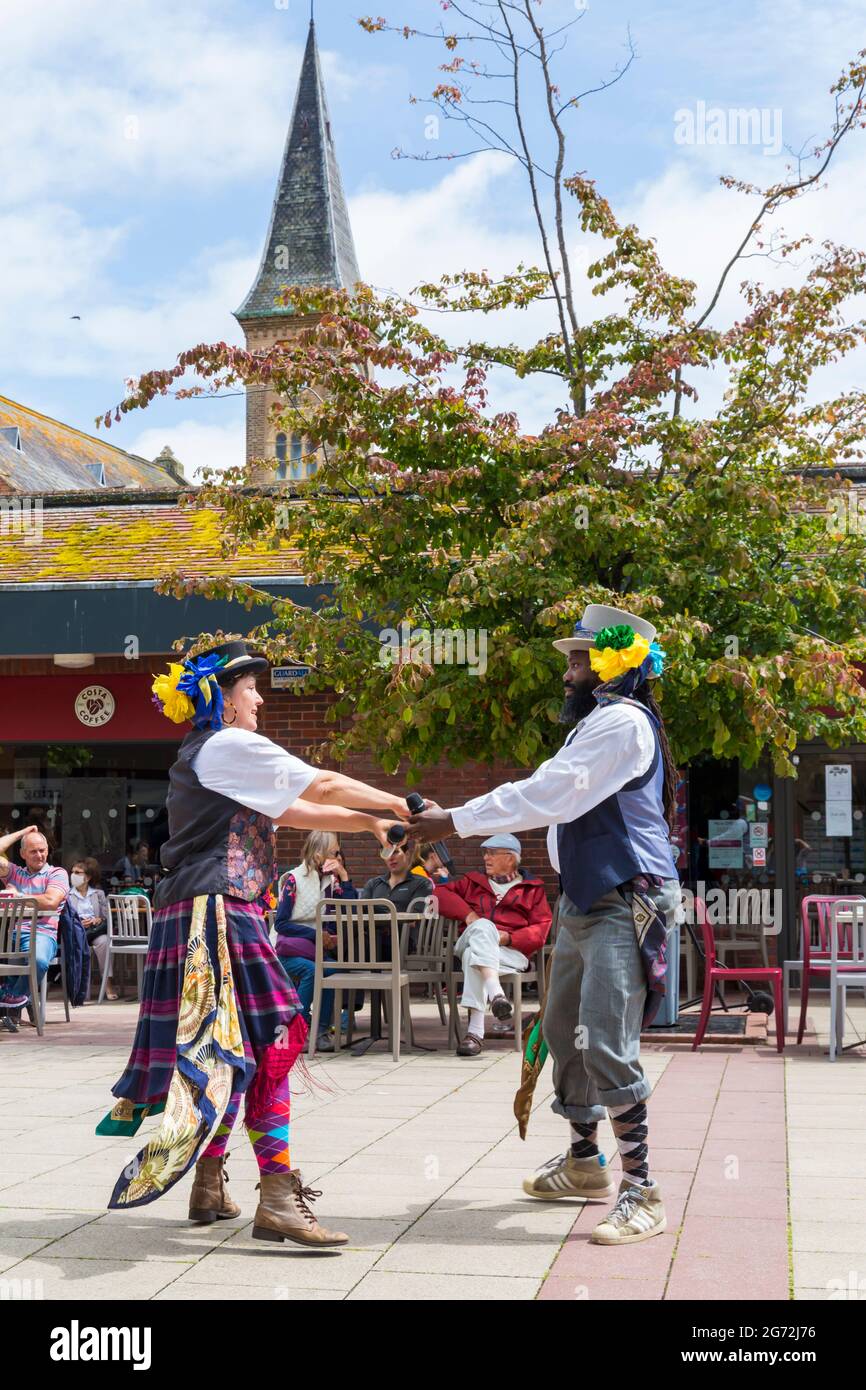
[75,685,116,727]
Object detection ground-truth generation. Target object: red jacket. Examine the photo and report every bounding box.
[433,871,552,958]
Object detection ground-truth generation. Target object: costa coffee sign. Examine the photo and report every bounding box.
[74,684,116,728]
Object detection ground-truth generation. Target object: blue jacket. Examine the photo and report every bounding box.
[59,899,91,1007]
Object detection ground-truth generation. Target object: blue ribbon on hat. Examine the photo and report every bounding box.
[176,653,228,731]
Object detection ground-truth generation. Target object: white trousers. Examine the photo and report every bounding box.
[454,917,528,1012]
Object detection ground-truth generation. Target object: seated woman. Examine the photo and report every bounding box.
[433,834,552,1057]
[418,843,453,883]
[69,857,114,1000]
[274,832,357,1052]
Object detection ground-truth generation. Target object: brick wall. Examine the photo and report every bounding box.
[257,687,557,895]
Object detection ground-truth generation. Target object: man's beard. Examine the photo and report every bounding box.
[559,681,599,727]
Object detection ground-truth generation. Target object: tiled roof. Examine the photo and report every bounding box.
[0,395,182,494]
[0,499,303,583]
[235,19,361,321]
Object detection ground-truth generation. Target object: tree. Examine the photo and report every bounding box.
[101,5,866,780]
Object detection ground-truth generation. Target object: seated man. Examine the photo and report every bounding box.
[0,825,70,1010]
[433,834,551,1056]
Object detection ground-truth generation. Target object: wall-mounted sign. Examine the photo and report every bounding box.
[753,783,773,801]
[752,846,767,867]
[271,666,311,690]
[74,685,116,728]
[826,764,853,837]
[750,822,769,846]
[707,818,745,869]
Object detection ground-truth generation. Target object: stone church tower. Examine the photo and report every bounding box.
[234,17,361,484]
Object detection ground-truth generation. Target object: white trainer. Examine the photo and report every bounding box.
[590,1179,667,1245]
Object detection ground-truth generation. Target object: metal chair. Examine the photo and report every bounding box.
[828,900,866,1061]
[692,896,784,1052]
[35,931,71,1030]
[0,897,42,1035]
[784,894,866,1043]
[308,899,411,1062]
[100,895,152,1003]
[397,899,452,1031]
[442,916,546,1052]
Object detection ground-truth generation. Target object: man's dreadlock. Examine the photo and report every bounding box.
[631,679,678,836]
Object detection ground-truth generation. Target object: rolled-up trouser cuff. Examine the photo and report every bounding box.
[551,1075,652,1125]
[551,1098,606,1124]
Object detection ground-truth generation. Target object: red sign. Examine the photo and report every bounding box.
[4,674,179,743]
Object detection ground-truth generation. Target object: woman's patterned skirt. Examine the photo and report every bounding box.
[102,894,306,1209]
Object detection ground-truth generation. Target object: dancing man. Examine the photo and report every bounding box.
[410,606,681,1245]
[100,640,411,1248]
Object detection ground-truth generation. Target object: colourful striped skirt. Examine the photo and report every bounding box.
[111,894,304,1108]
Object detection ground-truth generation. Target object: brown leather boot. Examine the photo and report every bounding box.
[252,1170,349,1248]
[188,1155,242,1224]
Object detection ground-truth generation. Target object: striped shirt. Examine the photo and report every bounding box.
[5,863,69,940]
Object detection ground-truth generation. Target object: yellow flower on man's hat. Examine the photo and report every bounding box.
[589,634,651,683]
[152,664,196,725]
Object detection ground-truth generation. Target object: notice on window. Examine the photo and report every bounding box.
[826,764,853,838]
[707,818,745,869]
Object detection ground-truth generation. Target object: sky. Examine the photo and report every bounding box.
[2,0,865,481]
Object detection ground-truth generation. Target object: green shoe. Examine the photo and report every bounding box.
[96,1098,166,1137]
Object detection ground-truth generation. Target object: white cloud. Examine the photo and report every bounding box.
[129,418,245,483]
[349,134,866,431]
[0,201,255,384]
[0,0,384,206]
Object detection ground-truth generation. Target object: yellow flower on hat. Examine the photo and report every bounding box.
[152,664,196,725]
[589,633,651,683]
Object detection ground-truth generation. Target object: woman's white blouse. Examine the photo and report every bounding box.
[192,728,318,819]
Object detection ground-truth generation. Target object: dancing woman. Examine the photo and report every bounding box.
[100,641,408,1248]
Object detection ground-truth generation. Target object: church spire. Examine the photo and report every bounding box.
[235,18,360,321]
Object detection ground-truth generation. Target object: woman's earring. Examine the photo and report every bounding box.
[223,705,237,727]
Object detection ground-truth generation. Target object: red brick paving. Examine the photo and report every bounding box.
[540,1046,790,1301]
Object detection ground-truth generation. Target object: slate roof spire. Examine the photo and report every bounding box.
[235,17,361,320]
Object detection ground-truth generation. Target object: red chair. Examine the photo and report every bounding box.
[793,895,866,1045]
[692,897,784,1052]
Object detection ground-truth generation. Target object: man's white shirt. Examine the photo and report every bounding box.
[448,701,654,873]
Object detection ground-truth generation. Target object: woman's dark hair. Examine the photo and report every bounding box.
[72,856,102,887]
[632,680,678,836]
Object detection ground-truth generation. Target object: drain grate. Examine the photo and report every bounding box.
[647,1013,748,1036]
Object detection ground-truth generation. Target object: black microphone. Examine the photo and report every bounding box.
[386,792,455,875]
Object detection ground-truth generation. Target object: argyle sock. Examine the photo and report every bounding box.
[246,1074,292,1175]
[569,1120,600,1160]
[467,1008,485,1039]
[201,1092,241,1160]
[608,1101,651,1185]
